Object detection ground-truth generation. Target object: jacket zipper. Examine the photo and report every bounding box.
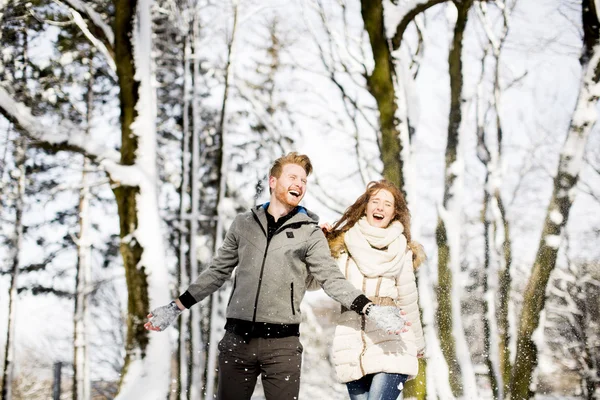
[251,213,270,325]
[227,276,237,306]
[290,282,296,315]
[359,275,368,375]
[359,316,367,376]
[250,209,315,324]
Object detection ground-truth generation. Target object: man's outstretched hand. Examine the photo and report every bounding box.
[144,301,183,332]
[366,305,411,335]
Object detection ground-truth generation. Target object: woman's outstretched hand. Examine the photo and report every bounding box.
[365,305,411,335]
[144,300,183,332]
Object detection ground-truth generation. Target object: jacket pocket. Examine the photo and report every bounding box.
[290,282,296,315]
[227,277,237,306]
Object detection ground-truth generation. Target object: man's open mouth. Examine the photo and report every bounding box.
[289,190,301,197]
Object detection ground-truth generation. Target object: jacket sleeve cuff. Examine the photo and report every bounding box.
[350,295,371,315]
[178,291,198,309]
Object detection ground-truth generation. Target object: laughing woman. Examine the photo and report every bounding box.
[323,180,426,400]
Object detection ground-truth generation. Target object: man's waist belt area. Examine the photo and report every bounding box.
[225,318,300,338]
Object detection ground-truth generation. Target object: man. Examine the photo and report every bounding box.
[144,152,408,400]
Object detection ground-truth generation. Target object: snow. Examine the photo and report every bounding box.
[445,2,458,26]
[531,310,546,362]
[549,209,564,225]
[0,86,120,163]
[544,234,562,249]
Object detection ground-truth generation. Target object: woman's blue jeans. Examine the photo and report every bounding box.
[346,373,409,400]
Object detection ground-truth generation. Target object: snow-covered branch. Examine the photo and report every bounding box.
[0,86,120,163]
[69,9,116,72]
[60,0,115,47]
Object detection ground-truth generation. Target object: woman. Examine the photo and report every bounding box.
[323,180,426,400]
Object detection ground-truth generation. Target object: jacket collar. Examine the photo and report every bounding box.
[252,203,318,234]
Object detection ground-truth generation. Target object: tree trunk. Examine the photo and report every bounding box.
[395,50,428,400]
[73,57,95,400]
[113,0,150,375]
[510,10,600,395]
[188,13,205,399]
[177,33,192,400]
[496,192,513,397]
[204,4,236,398]
[360,0,404,192]
[476,3,515,394]
[435,1,477,397]
[475,43,500,400]
[1,137,26,400]
[112,0,171,397]
[112,0,148,379]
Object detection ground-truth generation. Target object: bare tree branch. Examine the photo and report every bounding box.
[391,0,448,50]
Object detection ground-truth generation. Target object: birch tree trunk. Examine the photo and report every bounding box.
[189,12,204,399]
[435,1,477,397]
[74,158,92,400]
[73,60,94,400]
[510,1,600,397]
[177,33,192,400]
[1,137,25,400]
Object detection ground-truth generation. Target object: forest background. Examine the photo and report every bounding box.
[0,0,599,399]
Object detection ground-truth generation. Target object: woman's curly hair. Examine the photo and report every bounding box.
[325,180,426,269]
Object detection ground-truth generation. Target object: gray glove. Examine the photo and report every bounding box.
[148,301,182,331]
[366,305,407,333]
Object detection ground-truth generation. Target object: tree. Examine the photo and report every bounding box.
[474,1,518,397]
[1,137,26,400]
[73,56,96,400]
[510,0,600,397]
[0,0,172,397]
[545,262,600,400]
[434,2,478,397]
[360,0,405,191]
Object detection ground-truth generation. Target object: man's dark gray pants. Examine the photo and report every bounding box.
[217,331,303,400]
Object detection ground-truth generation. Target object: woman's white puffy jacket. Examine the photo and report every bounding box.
[330,228,425,383]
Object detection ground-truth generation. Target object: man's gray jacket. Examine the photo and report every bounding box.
[179,204,368,325]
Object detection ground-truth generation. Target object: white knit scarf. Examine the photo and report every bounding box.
[344,217,408,278]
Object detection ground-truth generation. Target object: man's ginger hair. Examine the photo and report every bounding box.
[269,152,313,178]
